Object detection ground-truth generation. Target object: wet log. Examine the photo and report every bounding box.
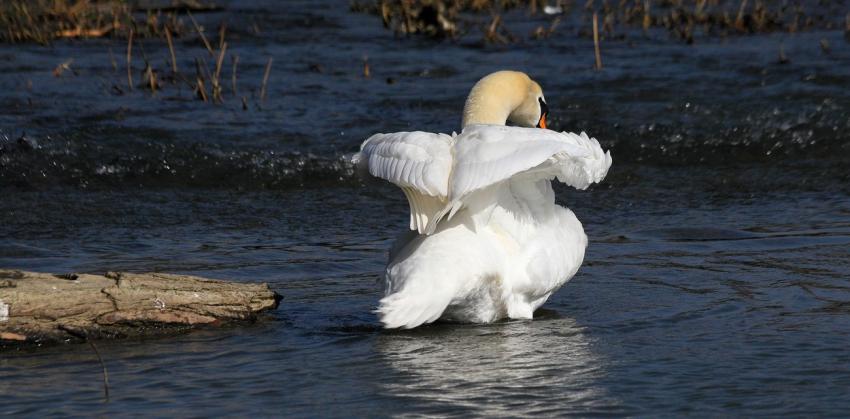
[0,269,280,347]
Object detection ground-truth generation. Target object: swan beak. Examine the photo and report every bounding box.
[537,114,547,129]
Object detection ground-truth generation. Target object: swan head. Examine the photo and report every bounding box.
[461,70,549,129]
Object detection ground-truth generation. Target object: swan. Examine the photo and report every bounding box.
[354,70,612,329]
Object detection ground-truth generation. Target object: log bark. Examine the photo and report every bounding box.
[0,269,280,347]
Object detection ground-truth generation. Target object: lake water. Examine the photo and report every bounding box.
[2,0,850,415]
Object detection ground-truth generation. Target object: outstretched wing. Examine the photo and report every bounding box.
[355,126,611,235]
[354,131,454,234]
[435,125,611,227]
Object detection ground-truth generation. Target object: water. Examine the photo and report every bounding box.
[2,0,850,415]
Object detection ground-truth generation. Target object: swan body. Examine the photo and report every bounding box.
[355,71,612,328]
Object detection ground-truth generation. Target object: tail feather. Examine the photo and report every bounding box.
[379,224,482,329]
[377,289,452,329]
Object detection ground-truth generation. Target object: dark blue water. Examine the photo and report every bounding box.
[2,0,850,415]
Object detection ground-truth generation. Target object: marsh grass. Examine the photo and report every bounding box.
[351,0,848,44]
[0,0,217,44]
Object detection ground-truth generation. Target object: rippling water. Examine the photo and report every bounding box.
[2,0,850,415]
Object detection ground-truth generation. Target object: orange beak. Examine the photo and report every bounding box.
[537,114,547,129]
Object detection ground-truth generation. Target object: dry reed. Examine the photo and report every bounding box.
[592,12,602,70]
[260,57,273,103]
[187,10,213,55]
[126,28,134,91]
[231,55,239,96]
[165,26,177,74]
[353,0,842,44]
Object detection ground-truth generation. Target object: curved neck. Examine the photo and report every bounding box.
[461,75,526,128]
[462,95,516,127]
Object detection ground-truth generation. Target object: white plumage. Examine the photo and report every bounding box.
[355,124,612,328]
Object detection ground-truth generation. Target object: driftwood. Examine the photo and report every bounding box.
[0,269,280,347]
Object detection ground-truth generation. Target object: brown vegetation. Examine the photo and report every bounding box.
[352,0,848,44]
[0,0,221,44]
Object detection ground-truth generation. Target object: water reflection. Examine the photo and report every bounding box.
[375,312,621,415]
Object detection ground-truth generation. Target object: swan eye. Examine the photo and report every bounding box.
[537,98,549,129]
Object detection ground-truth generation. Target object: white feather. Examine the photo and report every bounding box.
[356,131,453,234]
[354,124,612,328]
[355,125,611,234]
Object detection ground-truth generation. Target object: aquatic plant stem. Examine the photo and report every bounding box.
[88,340,110,401]
[735,0,749,32]
[260,57,272,103]
[126,28,133,90]
[213,42,227,103]
[231,55,239,96]
[593,12,602,70]
[195,57,209,102]
[165,26,177,74]
[187,10,213,55]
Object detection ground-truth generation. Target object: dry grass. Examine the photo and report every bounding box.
[0,0,216,44]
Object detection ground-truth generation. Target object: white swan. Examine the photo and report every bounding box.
[354,70,612,329]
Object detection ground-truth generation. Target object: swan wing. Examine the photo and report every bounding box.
[354,131,454,234]
[451,125,611,198]
[424,125,611,229]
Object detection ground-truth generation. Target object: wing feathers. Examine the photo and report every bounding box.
[401,186,446,234]
[355,131,453,234]
[357,131,452,197]
[355,125,611,235]
[551,131,613,190]
[449,125,607,200]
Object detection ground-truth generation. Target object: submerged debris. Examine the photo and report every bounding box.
[52,58,76,77]
[778,42,789,64]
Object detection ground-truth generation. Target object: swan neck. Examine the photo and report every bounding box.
[462,98,515,127]
[461,76,526,128]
